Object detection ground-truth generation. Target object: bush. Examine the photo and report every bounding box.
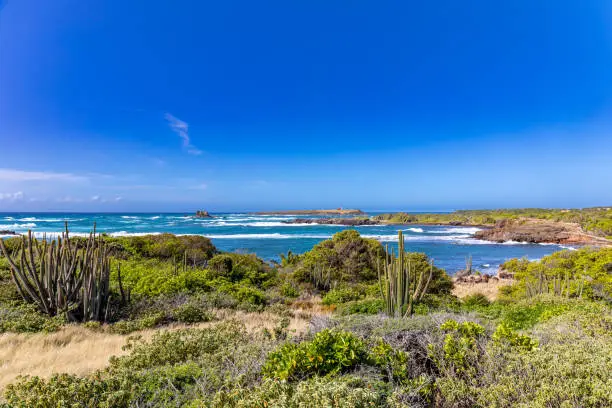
[462,293,490,308]
[173,303,215,324]
[212,376,383,408]
[110,234,217,264]
[263,329,368,381]
[0,302,64,333]
[337,298,384,315]
[280,282,299,298]
[492,323,538,352]
[501,247,612,301]
[293,230,385,286]
[322,287,364,305]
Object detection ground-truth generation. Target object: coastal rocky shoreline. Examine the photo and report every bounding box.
[280,215,611,246]
[473,219,611,246]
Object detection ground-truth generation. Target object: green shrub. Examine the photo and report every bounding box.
[492,322,538,352]
[293,230,385,286]
[280,282,299,298]
[173,303,214,324]
[369,339,410,383]
[263,329,368,381]
[431,320,485,376]
[322,287,364,305]
[0,302,64,333]
[462,293,490,308]
[337,298,384,315]
[110,234,217,264]
[212,376,383,408]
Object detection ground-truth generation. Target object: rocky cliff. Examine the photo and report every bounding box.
[474,218,610,245]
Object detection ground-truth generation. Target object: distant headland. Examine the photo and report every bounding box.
[253,208,365,216]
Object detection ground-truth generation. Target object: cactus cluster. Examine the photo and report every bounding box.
[378,230,434,317]
[310,264,333,290]
[0,223,126,322]
[526,270,584,298]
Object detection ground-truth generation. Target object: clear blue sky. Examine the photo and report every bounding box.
[1,0,611,212]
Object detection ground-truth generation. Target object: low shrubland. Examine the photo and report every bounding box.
[1,230,611,406]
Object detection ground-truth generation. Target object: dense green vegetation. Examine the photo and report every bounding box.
[1,229,611,407]
[500,247,612,301]
[374,207,612,237]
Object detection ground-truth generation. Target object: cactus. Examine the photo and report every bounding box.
[0,223,122,322]
[378,230,434,317]
[310,264,332,290]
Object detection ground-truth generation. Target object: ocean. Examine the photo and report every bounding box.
[0,212,572,275]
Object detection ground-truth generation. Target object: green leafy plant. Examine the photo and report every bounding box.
[262,329,368,381]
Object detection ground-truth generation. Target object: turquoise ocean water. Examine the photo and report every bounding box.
[0,212,573,275]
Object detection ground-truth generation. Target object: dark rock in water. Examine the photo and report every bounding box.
[283,218,380,226]
[0,230,17,235]
[195,210,212,218]
[449,221,464,226]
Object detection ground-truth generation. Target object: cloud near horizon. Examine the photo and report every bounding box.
[0,192,24,201]
[164,113,203,155]
[0,168,87,182]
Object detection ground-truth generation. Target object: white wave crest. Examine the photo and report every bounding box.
[17,217,68,222]
[204,233,332,239]
[404,227,424,233]
[427,227,482,234]
[0,223,37,229]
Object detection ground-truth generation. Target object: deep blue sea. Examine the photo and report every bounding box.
[0,212,573,275]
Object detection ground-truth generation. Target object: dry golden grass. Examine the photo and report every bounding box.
[0,309,315,391]
[0,325,135,391]
[452,278,513,301]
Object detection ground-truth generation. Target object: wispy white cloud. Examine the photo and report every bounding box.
[0,191,24,201]
[91,195,101,201]
[164,113,203,155]
[0,168,87,182]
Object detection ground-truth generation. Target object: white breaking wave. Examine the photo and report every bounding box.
[222,216,294,222]
[17,217,67,222]
[427,227,482,234]
[121,216,140,219]
[26,231,163,239]
[404,227,424,233]
[203,233,332,239]
[150,216,161,220]
[0,223,37,229]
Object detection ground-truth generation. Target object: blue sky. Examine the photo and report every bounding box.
[1,0,611,212]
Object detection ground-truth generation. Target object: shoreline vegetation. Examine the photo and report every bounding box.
[0,225,611,407]
[279,207,612,246]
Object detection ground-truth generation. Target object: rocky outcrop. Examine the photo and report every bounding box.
[473,218,610,245]
[283,218,379,226]
[195,210,212,218]
[0,230,16,235]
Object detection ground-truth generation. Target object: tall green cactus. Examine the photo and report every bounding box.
[378,230,434,317]
[0,223,119,322]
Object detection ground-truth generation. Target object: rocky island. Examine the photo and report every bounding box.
[195,210,212,218]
